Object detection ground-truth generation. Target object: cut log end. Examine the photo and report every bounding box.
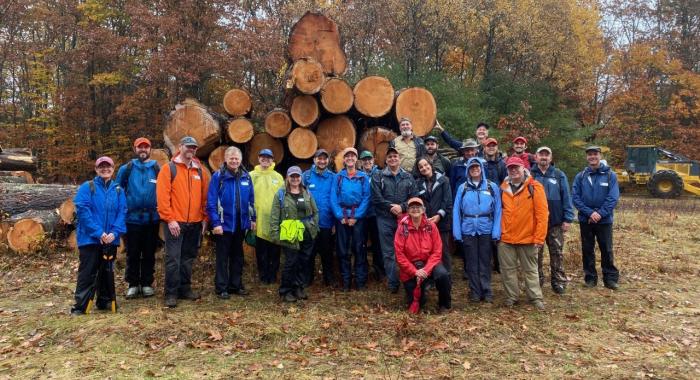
[59,198,75,225]
[222,89,252,116]
[163,99,221,158]
[247,133,284,167]
[227,118,255,144]
[288,128,318,159]
[150,149,170,168]
[264,110,293,138]
[395,87,437,137]
[291,58,325,95]
[359,127,397,169]
[7,219,46,252]
[354,76,395,118]
[208,145,229,172]
[288,12,347,76]
[290,95,320,127]
[315,116,357,158]
[320,78,354,114]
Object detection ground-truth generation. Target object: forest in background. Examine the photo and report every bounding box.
[1,0,698,181]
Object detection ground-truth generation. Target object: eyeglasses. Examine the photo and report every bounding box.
[185,145,198,150]
[408,205,423,210]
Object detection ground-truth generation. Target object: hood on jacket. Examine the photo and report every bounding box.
[465,157,488,189]
[399,213,431,231]
[254,162,277,172]
[172,153,203,169]
[583,163,611,175]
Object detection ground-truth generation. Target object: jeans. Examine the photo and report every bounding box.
[163,222,201,297]
[463,234,493,299]
[403,263,451,309]
[256,238,280,284]
[376,215,400,290]
[336,219,368,288]
[124,223,159,287]
[580,223,619,284]
[279,230,314,296]
[214,229,245,294]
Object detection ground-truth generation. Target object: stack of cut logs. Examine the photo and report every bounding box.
[0,12,437,254]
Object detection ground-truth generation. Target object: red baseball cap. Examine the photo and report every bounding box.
[505,156,525,168]
[484,137,498,146]
[513,136,527,144]
[95,156,114,167]
[133,137,151,148]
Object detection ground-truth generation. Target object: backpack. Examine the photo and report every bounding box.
[120,160,160,192]
[168,161,203,184]
[458,180,497,219]
[335,172,366,196]
[398,215,432,240]
[75,180,123,225]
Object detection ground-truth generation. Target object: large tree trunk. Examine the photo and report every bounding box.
[288,12,347,76]
[226,117,255,144]
[320,78,354,114]
[395,87,437,137]
[246,133,284,167]
[290,95,320,127]
[163,98,222,158]
[0,176,28,184]
[150,149,170,168]
[0,148,38,172]
[353,76,395,118]
[208,145,229,172]
[0,183,78,216]
[222,88,252,117]
[359,127,398,168]
[288,58,325,95]
[264,109,293,138]
[315,116,357,170]
[7,209,60,253]
[0,171,34,183]
[287,128,318,159]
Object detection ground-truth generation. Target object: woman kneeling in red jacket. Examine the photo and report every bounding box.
[394,197,452,314]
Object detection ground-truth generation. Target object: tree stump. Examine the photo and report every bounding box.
[320,78,354,114]
[288,128,318,159]
[227,117,255,144]
[290,95,320,127]
[222,88,252,117]
[208,145,229,171]
[289,58,325,95]
[7,209,60,253]
[247,133,284,167]
[58,198,75,225]
[264,109,293,138]
[150,149,170,168]
[353,76,395,118]
[359,127,398,168]
[395,87,437,137]
[288,12,347,76]
[163,98,221,158]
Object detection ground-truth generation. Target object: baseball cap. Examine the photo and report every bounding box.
[314,149,329,158]
[180,136,198,146]
[95,156,114,167]
[341,147,358,157]
[359,150,374,159]
[505,156,525,168]
[386,146,399,155]
[476,122,490,130]
[286,166,302,176]
[407,197,424,207]
[513,136,527,144]
[424,135,438,143]
[484,137,498,146]
[133,137,151,148]
[258,149,274,157]
[585,145,602,153]
[536,146,552,154]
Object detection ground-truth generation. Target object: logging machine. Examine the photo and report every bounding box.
[615,145,700,198]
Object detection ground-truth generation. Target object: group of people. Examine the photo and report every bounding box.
[70,118,621,315]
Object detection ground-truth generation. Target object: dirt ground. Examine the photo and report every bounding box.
[0,197,698,379]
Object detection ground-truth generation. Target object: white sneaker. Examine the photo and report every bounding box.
[141,286,155,297]
[126,286,140,299]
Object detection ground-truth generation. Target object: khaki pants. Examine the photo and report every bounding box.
[498,243,543,303]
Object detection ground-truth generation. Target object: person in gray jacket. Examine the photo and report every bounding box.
[371,147,418,293]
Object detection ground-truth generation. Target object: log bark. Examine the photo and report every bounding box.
[264,109,293,138]
[353,76,395,118]
[7,209,60,253]
[222,88,252,117]
[0,183,78,216]
[163,98,222,158]
[0,221,9,244]
[320,78,353,114]
[58,198,75,224]
[288,12,347,76]
[227,117,255,144]
[359,127,398,168]
[150,149,170,168]
[247,133,284,167]
[395,87,437,137]
[208,145,229,171]
[287,128,318,159]
[290,95,320,127]
[0,148,38,172]
[0,171,34,183]
[315,116,357,170]
[289,58,325,95]
[0,176,28,184]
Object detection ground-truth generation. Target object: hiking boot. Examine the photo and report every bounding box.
[165,295,177,308]
[504,299,518,307]
[282,293,297,303]
[342,285,351,293]
[437,306,451,315]
[584,280,597,288]
[533,300,545,311]
[70,309,84,316]
[469,295,481,303]
[179,290,201,300]
[356,284,367,292]
[142,286,155,297]
[389,286,399,294]
[295,288,308,300]
[552,284,566,295]
[231,288,249,296]
[604,281,619,291]
[217,292,230,300]
[125,286,140,299]
[483,296,494,303]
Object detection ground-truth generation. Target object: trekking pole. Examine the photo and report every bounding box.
[102,245,118,313]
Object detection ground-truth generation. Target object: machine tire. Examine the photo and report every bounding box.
[648,170,683,199]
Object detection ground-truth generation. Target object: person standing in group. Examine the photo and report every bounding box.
[499,156,549,310]
[415,157,453,271]
[510,136,536,170]
[481,137,507,273]
[371,147,418,293]
[250,149,285,285]
[359,150,385,281]
[389,117,427,173]
[206,146,256,300]
[449,139,480,196]
[270,166,319,302]
[572,146,621,290]
[330,147,371,291]
[453,157,502,303]
[156,136,209,308]
[394,197,452,314]
[70,156,127,315]
[422,136,452,175]
[302,149,336,287]
[433,121,490,156]
[116,138,160,300]
[531,146,574,294]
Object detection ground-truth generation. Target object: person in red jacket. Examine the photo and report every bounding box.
[394,197,452,314]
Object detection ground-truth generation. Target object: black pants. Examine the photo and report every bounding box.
[463,234,493,299]
[163,222,201,297]
[439,230,452,272]
[306,227,335,286]
[403,263,451,309]
[72,244,117,313]
[124,223,159,287]
[256,238,280,284]
[279,230,314,296]
[214,229,245,294]
[336,219,368,288]
[580,223,619,284]
[364,216,385,279]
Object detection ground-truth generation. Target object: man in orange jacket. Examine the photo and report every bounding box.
[499,156,549,310]
[157,136,209,308]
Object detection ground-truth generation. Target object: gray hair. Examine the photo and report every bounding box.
[224,146,242,158]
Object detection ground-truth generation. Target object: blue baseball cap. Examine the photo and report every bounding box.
[258,149,274,157]
[180,136,198,146]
